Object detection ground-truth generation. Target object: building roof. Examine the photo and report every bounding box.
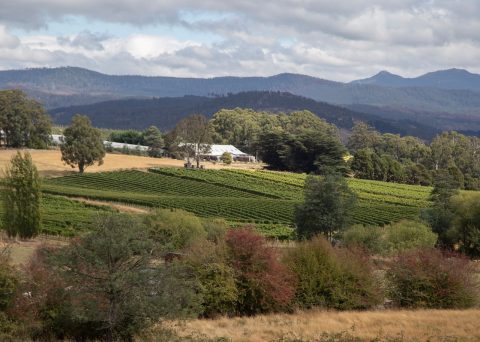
[50,134,149,151]
[205,145,248,156]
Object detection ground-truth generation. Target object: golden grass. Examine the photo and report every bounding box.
[168,309,480,341]
[0,235,68,266]
[0,149,260,177]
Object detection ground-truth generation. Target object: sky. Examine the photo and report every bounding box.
[0,0,480,81]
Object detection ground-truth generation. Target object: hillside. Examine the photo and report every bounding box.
[49,91,439,138]
[2,67,480,120]
[40,168,430,239]
[351,68,480,92]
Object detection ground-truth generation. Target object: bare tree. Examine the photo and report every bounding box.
[173,114,212,167]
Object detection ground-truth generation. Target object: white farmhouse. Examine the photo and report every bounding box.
[200,144,255,162]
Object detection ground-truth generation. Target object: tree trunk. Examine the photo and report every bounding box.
[79,163,85,174]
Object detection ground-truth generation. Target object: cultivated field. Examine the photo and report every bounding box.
[0,149,259,177]
[168,309,480,341]
[38,168,431,238]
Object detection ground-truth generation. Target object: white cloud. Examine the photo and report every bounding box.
[1,1,480,80]
[0,25,20,49]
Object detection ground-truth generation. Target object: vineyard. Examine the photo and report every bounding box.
[41,168,433,238]
[0,194,113,236]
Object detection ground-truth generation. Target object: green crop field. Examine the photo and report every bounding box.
[40,168,433,239]
[0,194,114,237]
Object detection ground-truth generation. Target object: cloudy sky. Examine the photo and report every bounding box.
[1,0,479,81]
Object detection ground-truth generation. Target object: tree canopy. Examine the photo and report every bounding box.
[0,90,51,148]
[2,152,42,239]
[295,173,357,240]
[60,115,106,173]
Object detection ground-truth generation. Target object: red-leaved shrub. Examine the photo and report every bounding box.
[386,248,477,308]
[226,227,296,315]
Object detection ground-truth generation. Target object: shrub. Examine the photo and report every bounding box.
[284,237,382,310]
[144,209,207,251]
[342,221,438,256]
[386,248,477,309]
[202,219,228,244]
[341,225,384,254]
[0,256,17,312]
[9,246,75,341]
[226,228,295,315]
[220,152,233,165]
[383,220,437,254]
[183,241,238,317]
[14,214,204,341]
[450,192,480,257]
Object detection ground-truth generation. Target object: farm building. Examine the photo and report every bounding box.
[51,134,150,152]
[200,144,255,162]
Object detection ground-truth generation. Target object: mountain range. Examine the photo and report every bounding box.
[1,66,480,136]
[50,91,438,139]
[351,68,480,91]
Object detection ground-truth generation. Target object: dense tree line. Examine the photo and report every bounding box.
[209,109,480,188]
[0,90,51,148]
[211,109,346,173]
[349,123,480,189]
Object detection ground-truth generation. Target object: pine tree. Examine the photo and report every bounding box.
[2,152,42,239]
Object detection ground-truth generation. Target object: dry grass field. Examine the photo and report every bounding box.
[168,309,480,341]
[0,149,260,177]
[0,235,68,266]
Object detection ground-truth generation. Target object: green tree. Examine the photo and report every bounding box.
[60,115,105,173]
[144,209,207,252]
[143,125,164,157]
[0,90,51,148]
[295,173,357,240]
[347,122,382,152]
[220,152,233,164]
[257,130,346,174]
[47,214,202,341]
[2,152,42,239]
[450,192,480,257]
[422,170,459,248]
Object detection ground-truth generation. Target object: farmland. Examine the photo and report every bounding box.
[40,168,432,238]
[0,194,113,236]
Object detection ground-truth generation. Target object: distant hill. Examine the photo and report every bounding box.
[49,91,439,139]
[1,67,480,118]
[351,68,480,92]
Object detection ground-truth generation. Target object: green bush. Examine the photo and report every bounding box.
[384,220,437,254]
[386,248,477,309]
[183,241,238,317]
[284,237,382,310]
[144,209,207,251]
[202,218,228,244]
[343,221,437,256]
[342,225,384,254]
[220,152,233,165]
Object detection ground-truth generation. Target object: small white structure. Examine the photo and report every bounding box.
[51,134,63,145]
[105,141,149,152]
[50,134,149,152]
[200,144,255,162]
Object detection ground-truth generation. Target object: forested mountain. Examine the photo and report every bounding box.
[49,91,438,139]
[351,68,480,92]
[2,67,480,118]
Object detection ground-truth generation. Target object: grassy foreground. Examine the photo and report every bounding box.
[166,309,480,341]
